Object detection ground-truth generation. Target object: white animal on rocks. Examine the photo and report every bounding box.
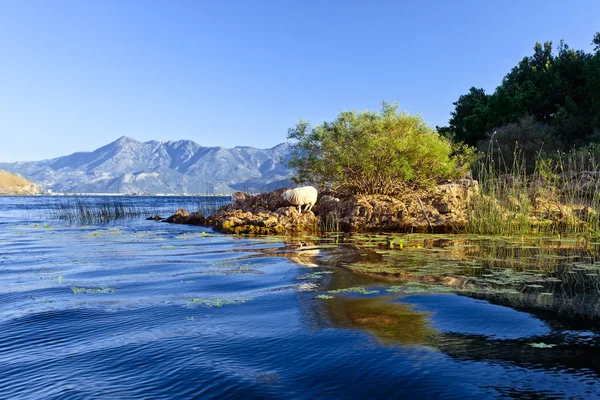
[283,186,318,213]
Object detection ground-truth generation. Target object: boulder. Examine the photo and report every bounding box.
[164,209,206,225]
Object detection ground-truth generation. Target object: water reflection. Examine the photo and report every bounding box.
[321,297,435,346]
[285,233,600,389]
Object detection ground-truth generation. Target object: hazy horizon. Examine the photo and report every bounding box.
[1,0,599,162]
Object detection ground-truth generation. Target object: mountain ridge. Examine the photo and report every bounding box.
[0,136,294,194]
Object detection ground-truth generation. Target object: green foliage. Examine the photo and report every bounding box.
[442,33,600,148]
[468,140,600,236]
[287,102,473,195]
[447,87,490,146]
[476,116,561,174]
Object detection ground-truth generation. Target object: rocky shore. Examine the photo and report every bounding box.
[162,179,480,234]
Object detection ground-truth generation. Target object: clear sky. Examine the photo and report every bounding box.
[0,0,598,162]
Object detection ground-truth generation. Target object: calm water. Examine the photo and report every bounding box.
[1,197,600,399]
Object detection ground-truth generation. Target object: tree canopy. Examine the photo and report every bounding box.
[440,33,600,149]
[287,102,474,195]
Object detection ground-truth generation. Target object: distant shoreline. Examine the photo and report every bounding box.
[0,193,233,197]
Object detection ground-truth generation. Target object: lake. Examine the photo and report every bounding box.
[1,196,600,399]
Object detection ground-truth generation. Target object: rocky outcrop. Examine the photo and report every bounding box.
[206,188,319,234]
[207,207,320,234]
[315,179,479,232]
[0,170,43,195]
[164,209,206,225]
[163,180,479,234]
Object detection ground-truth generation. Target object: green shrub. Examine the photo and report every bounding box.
[476,116,561,174]
[287,102,475,195]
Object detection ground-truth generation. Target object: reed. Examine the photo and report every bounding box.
[48,196,230,224]
[468,138,600,236]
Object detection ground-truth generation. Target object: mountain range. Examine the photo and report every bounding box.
[0,137,294,194]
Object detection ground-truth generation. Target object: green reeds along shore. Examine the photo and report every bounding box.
[48,196,230,224]
[468,139,600,237]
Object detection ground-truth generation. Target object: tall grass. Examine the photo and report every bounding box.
[468,138,600,236]
[48,196,230,224]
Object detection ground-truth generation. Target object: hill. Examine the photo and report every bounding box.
[0,170,44,195]
[0,137,293,194]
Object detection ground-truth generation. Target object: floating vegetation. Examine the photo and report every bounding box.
[328,287,379,295]
[316,294,334,299]
[529,342,557,349]
[314,232,600,319]
[298,283,318,291]
[188,296,250,307]
[296,271,334,280]
[71,286,116,294]
[387,283,455,294]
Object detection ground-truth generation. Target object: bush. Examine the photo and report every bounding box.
[476,115,561,174]
[286,102,475,195]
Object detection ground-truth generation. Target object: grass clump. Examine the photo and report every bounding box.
[467,139,600,237]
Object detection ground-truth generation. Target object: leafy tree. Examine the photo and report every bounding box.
[447,87,489,146]
[442,33,600,149]
[287,102,474,195]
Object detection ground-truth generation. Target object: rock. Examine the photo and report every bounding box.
[164,209,206,225]
[207,206,319,234]
[146,215,162,221]
[165,181,479,234]
[229,188,290,212]
[429,179,478,214]
[316,181,479,233]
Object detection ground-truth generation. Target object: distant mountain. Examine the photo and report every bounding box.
[0,137,294,194]
[0,170,43,195]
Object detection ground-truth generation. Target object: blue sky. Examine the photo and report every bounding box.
[0,0,599,162]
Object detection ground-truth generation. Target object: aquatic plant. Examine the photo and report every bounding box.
[188,296,250,307]
[296,271,333,280]
[316,294,334,299]
[387,283,455,294]
[71,286,116,294]
[48,196,230,224]
[529,342,557,349]
[328,287,379,295]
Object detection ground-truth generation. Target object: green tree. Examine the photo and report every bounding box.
[443,33,600,150]
[287,102,474,195]
[447,87,489,146]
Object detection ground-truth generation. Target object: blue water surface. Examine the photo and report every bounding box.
[1,196,599,399]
